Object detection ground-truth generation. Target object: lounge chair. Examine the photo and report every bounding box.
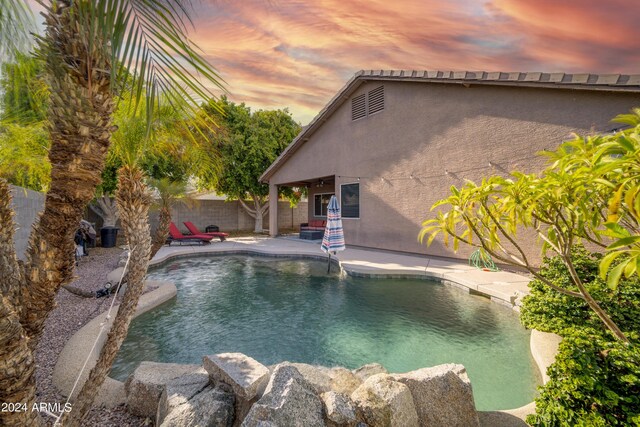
[183,221,229,241]
[168,222,214,245]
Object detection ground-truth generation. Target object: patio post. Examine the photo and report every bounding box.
[269,183,278,236]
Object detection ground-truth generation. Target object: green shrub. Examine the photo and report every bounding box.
[520,246,640,336]
[521,246,640,426]
[527,328,640,426]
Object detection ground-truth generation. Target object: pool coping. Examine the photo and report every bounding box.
[52,239,561,420]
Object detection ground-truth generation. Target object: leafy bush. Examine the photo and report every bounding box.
[520,246,640,335]
[521,246,640,426]
[527,328,640,426]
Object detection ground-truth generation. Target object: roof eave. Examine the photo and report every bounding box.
[260,70,366,182]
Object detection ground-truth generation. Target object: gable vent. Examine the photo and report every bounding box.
[368,85,384,115]
[351,93,366,121]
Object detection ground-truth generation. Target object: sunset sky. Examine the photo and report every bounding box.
[28,0,640,124]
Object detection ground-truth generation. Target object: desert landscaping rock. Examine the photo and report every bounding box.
[329,367,363,395]
[155,367,211,424]
[287,364,362,396]
[160,384,235,427]
[204,353,270,400]
[290,363,332,393]
[391,364,480,427]
[35,247,146,426]
[242,363,325,427]
[353,363,388,382]
[118,250,130,267]
[351,374,419,427]
[321,391,358,426]
[106,266,128,284]
[125,362,204,418]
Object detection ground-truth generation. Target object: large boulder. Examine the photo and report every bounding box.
[290,363,332,393]
[282,364,362,396]
[156,367,211,424]
[204,353,270,401]
[353,364,388,382]
[242,363,325,427]
[106,266,127,284]
[351,374,418,427]
[160,384,235,427]
[125,362,204,418]
[391,364,479,427]
[329,367,362,395]
[321,391,358,426]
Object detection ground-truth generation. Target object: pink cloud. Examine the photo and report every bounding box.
[26,0,640,123]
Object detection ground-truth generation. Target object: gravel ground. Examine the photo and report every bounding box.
[35,247,147,427]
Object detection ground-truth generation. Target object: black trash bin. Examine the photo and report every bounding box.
[100,226,119,248]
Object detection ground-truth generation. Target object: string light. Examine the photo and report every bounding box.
[332,152,540,184]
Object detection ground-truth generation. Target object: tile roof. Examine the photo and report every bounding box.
[357,69,640,87]
[260,69,640,182]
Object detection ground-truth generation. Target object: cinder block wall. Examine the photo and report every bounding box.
[87,198,307,234]
[9,185,45,260]
[151,200,308,234]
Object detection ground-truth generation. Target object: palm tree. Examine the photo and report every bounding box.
[149,177,195,258]
[0,1,224,425]
[62,148,154,426]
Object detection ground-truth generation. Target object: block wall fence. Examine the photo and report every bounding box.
[9,185,307,258]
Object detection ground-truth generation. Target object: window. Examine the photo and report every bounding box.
[340,183,360,218]
[314,193,334,217]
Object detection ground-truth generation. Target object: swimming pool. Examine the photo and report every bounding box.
[111,255,539,410]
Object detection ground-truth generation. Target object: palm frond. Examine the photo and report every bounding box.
[0,0,36,62]
[74,0,226,129]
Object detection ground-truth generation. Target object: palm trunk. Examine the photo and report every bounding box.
[0,180,42,427]
[0,302,42,427]
[0,3,113,424]
[20,0,114,349]
[0,180,22,311]
[150,206,171,259]
[63,165,152,426]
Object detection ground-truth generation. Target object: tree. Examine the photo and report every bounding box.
[148,177,195,258]
[0,1,223,425]
[0,54,51,191]
[204,97,301,232]
[1,53,48,123]
[420,110,640,343]
[61,108,155,425]
[0,122,50,191]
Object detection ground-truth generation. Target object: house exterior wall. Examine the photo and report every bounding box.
[268,81,639,262]
[307,181,337,220]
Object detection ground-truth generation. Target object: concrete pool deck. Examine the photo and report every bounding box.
[153,236,532,308]
[53,236,560,425]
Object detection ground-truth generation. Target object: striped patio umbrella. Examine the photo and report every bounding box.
[321,195,345,273]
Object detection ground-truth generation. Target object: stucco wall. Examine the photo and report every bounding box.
[9,185,45,260]
[268,81,640,262]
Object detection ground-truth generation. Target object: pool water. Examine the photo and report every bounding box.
[111,255,539,410]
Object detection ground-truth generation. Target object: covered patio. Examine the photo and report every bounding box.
[268,175,336,238]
